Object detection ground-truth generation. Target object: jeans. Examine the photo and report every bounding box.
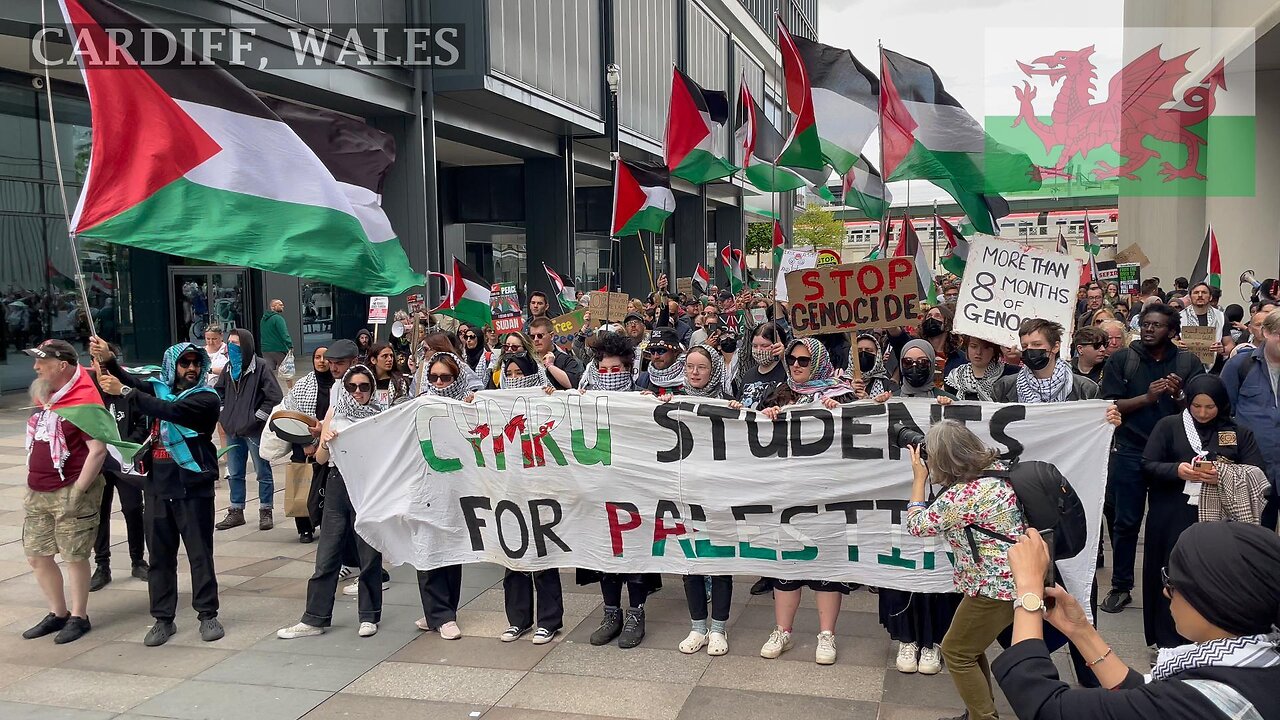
[301,469,382,626]
[684,575,732,622]
[1103,449,1144,592]
[940,594,1013,720]
[226,435,274,510]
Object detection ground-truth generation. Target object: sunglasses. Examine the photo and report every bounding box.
[530,333,548,340]
[597,366,627,375]
[503,345,524,353]
[901,359,932,369]
[177,357,202,369]
[1161,566,1174,592]
[428,373,456,384]
[648,345,673,355]
[784,354,812,367]
[345,381,372,393]
[461,333,477,340]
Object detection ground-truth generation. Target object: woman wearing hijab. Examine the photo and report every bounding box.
[1141,374,1267,649]
[277,364,385,640]
[492,332,536,389]
[896,339,953,400]
[855,333,898,400]
[281,346,332,544]
[497,352,553,392]
[997,522,1280,720]
[945,336,1015,401]
[755,338,859,665]
[458,323,493,380]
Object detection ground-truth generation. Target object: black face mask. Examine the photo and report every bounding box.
[719,337,737,354]
[1022,348,1052,371]
[859,351,877,373]
[921,318,944,338]
[902,366,933,387]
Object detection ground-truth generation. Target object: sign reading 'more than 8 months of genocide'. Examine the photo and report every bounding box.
[954,237,1082,348]
[333,391,1114,602]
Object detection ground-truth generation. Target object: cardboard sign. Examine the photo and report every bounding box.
[551,308,588,350]
[1096,260,1119,283]
[367,296,389,324]
[815,248,842,267]
[954,237,1082,348]
[589,291,631,322]
[1181,325,1218,365]
[1114,243,1150,267]
[1117,264,1141,296]
[775,247,817,302]
[676,277,693,297]
[785,258,921,336]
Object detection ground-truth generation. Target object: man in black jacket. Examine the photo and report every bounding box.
[215,328,283,532]
[92,338,225,647]
[89,355,151,591]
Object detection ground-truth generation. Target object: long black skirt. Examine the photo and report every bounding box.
[878,589,962,647]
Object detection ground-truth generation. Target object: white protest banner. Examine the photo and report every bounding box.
[367,296,389,324]
[334,392,1113,605]
[774,247,816,302]
[955,237,1082,348]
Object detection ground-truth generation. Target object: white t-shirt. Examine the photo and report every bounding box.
[206,343,228,386]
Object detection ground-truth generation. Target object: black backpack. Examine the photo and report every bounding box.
[965,460,1089,563]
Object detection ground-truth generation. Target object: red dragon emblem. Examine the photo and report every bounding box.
[1013,45,1227,181]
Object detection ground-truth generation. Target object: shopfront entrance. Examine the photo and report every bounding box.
[167,266,250,345]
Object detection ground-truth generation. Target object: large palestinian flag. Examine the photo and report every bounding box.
[665,66,737,184]
[611,160,675,237]
[735,81,833,198]
[35,363,140,461]
[1190,225,1222,289]
[791,37,878,175]
[879,47,1037,234]
[436,258,491,329]
[774,18,825,170]
[840,155,892,220]
[57,0,424,295]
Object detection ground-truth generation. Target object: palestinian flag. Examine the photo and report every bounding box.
[736,81,831,193]
[938,214,969,277]
[840,155,892,220]
[436,258,491,329]
[57,0,424,295]
[1081,252,1100,287]
[879,48,1037,234]
[692,264,711,297]
[665,66,737,184]
[792,36,878,175]
[611,160,674,237]
[774,17,825,170]
[36,364,141,461]
[542,263,576,311]
[899,215,937,303]
[1191,225,1222,289]
[866,221,891,260]
[721,245,748,293]
[1056,230,1069,255]
[772,221,786,269]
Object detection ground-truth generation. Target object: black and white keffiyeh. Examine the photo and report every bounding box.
[681,345,726,398]
[1014,358,1073,404]
[946,359,1005,401]
[646,354,687,389]
[335,365,385,421]
[500,367,549,390]
[582,363,636,392]
[1151,632,1280,682]
[420,352,472,400]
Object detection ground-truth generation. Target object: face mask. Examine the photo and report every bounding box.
[1022,348,1052,371]
[594,370,634,392]
[227,343,243,380]
[921,318,944,338]
[859,351,877,373]
[719,337,737,354]
[902,366,932,387]
[752,348,773,366]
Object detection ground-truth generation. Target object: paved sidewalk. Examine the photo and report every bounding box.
[0,398,1151,719]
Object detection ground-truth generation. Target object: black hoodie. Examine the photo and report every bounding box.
[219,328,283,437]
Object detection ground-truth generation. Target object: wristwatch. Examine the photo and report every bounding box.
[119,386,133,398]
[1014,592,1046,613]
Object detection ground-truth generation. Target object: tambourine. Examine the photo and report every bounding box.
[269,410,319,444]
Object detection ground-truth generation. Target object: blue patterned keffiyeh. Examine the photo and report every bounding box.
[146,343,218,472]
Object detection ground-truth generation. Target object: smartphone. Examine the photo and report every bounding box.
[1038,528,1056,589]
[1193,459,1215,473]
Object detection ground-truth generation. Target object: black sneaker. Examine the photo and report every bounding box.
[53,616,91,644]
[199,617,225,642]
[89,564,111,592]
[144,620,177,647]
[589,607,623,646]
[618,607,645,649]
[298,532,314,544]
[749,578,773,596]
[131,563,150,582]
[1100,589,1132,614]
[22,612,69,639]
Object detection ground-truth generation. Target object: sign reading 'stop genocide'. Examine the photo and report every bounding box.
[785,258,921,336]
[954,238,1081,348]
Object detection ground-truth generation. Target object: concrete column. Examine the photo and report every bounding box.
[524,151,575,311]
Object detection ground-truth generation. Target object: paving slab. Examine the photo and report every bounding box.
[127,679,331,720]
[496,671,694,720]
[697,654,885,702]
[534,642,711,685]
[342,661,524,704]
[195,649,379,691]
[62,641,234,679]
[0,699,116,720]
[676,687,879,720]
[305,694,487,719]
[390,633,556,670]
[0,667,179,714]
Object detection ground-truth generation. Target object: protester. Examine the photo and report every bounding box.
[498,351,551,391]
[993,320,1099,403]
[736,323,786,410]
[1098,303,1203,614]
[1141,375,1267,650]
[458,322,493,380]
[1078,285,1105,327]
[1088,307,1116,327]
[524,291,551,332]
[279,346,335,544]
[1223,308,1280,529]
[944,336,1014,401]
[277,364,386,640]
[907,420,1025,720]
[355,328,373,363]
[94,337,225,646]
[897,339,951,400]
[21,340,107,644]
[259,298,293,370]
[215,328,283,532]
[368,341,410,405]
[1098,319,1128,358]
[757,338,859,665]
[854,333,898,400]
[90,356,150,590]
[636,327,687,397]
[919,305,964,386]
[995,523,1280,719]
[579,332,637,392]
[203,325,228,387]
[1070,325,1108,384]
[690,303,720,347]
[528,317,582,390]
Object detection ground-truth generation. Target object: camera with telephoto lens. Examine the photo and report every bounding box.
[889,421,927,459]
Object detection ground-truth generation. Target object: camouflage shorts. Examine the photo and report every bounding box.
[23,478,105,562]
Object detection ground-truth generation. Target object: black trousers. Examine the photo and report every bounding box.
[417,565,462,628]
[683,575,733,622]
[503,569,563,631]
[302,469,382,625]
[600,574,648,609]
[146,494,218,622]
[95,472,145,567]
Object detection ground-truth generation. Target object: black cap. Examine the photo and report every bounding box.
[623,312,647,326]
[326,339,359,360]
[716,290,733,302]
[647,327,682,351]
[23,339,77,363]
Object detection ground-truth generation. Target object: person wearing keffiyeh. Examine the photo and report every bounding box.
[991,319,1100,404]
[944,337,1013,401]
[498,352,552,391]
[854,333,898,400]
[579,332,639,392]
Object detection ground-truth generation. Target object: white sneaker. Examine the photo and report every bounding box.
[815,631,837,665]
[438,621,462,640]
[707,631,728,656]
[760,628,793,659]
[277,622,324,639]
[342,579,391,595]
[679,630,708,654]
[896,641,920,673]
[917,644,942,675]
[531,627,557,645]
[358,622,378,638]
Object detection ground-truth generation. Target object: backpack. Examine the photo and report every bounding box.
[964,460,1089,563]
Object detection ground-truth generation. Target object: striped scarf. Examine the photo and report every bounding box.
[1014,359,1073,404]
[1151,632,1280,682]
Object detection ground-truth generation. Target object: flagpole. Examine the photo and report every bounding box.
[932,199,939,271]
[876,40,889,255]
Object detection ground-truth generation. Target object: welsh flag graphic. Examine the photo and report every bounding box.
[542,263,576,311]
[664,66,737,184]
[611,160,675,237]
[774,17,826,170]
[692,264,711,297]
[57,0,424,295]
[937,214,969,277]
[1190,225,1221,288]
[436,258,492,330]
[38,364,141,461]
[771,221,786,269]
[721,246,748,293]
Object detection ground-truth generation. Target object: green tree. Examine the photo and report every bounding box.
[792,203,845,250]
[745,222,773,268]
